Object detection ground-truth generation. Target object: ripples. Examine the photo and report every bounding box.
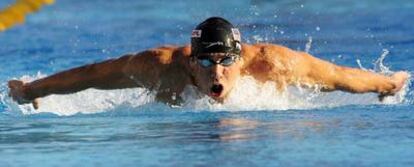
[1,107,412,144]
[1,107,413,166]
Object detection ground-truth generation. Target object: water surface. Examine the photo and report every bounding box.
[1,0,413,166]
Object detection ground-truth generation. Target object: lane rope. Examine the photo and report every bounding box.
[0,0,54,32]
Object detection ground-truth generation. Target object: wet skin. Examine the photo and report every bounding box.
[8,44,409,109]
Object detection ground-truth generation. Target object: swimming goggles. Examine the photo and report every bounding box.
[196,54,239,68]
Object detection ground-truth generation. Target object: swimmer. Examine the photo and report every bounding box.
[8,17,409,109]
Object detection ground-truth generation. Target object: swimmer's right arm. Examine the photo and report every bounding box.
[8,49,169,108]
[297,52,409,99]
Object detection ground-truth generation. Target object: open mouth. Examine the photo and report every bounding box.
[210,84,223,97]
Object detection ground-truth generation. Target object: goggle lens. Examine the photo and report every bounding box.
[196,55,237,68]
[198,58,214,67]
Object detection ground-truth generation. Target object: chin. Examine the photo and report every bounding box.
[209,94,226,102]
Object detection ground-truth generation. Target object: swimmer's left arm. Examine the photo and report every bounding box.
[297,52,409,99]
[8,46,176,109]
[7,55,138,108]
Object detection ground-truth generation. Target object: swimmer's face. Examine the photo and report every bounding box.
[190,53,243,101]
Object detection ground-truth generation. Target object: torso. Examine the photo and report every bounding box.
[125,43,308,105]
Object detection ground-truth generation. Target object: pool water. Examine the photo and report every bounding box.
[1,0,413,166]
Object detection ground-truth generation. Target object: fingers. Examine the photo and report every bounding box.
[8,80,25,99]
[7,79,39,109]
[391,71,409,93]
[392,71,409,83]
[7,79,28,104]
[33,98,39,109]
[378,94,386,102]
[379,71,410,101]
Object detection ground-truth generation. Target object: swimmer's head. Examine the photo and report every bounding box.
[190,17,243,101]
[191,17,242,56]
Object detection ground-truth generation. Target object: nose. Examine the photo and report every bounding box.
[211,65,224,80]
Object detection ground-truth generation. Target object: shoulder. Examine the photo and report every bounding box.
[242,43,297,57]
[241,43,302,67]
[124,45,191,65]
[121,45,190,76]
[241,43,308,78]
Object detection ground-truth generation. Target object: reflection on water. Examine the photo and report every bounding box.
[1,109,413,166]
[0,116,348,145]
[216,118,343,141]
[1,108,412,146]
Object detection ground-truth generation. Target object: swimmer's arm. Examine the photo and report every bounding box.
[298,52,408,98]
[8,50,167,105]
[11,55,136,100]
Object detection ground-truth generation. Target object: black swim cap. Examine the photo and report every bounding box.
[191,17,242,56]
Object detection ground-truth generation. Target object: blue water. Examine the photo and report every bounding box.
[1,0,414,166]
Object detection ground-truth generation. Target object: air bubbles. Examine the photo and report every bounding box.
[252,35,264,42]
[249,5,260,17]
[273,26,279,33]
[176,25,184,30]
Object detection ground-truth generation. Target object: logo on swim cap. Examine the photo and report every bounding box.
[204,41,225,48]
[191,30,202,38]
[231,28,241,41]
[191,17,242,56]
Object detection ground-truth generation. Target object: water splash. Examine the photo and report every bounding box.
[2,53,410,116]
[305,36,312,53]
[356,59,368,71]
[355,49,412,103]
[373,49,392,74]
[181,76,408,112]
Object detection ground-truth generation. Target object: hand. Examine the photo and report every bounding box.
[379,71,410,101]
[8,80,39,109]
[390,71,409,93]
